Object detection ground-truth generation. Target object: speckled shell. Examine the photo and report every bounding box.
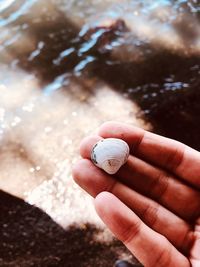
[91,138,130,174]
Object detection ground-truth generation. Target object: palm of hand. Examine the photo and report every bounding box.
[73,122,200,267]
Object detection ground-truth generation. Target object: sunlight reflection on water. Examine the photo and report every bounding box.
[0,0,199,228]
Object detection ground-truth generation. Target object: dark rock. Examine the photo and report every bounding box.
[114,260,142,267]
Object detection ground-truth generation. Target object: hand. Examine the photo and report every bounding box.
[73,122,200,267]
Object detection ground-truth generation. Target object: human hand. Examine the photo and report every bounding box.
[73,122,200,267]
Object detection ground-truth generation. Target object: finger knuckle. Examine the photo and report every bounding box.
[165,146,185,172]
[121,221,141,246]
[142,203,159,228]
[151,238,172,267]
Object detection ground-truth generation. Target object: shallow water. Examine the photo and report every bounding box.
[0,0,200,266]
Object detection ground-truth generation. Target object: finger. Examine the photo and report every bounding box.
[79,135,200,221]
[98,121,200,189]
[80,135,102,158]
[95,192,190,267]
[118,156,200,221]
[72,159,194,254]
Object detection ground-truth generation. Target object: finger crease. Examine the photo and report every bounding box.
[107,180,117,194]
[131,132,145,155]
[150,172,170,202]
[141,203,159,228]
[120,221,141,246]
[181,229,195,255]
[152,241,172,267]
[165,146,185,172]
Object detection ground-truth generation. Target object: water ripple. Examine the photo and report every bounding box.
[0,0,38,27]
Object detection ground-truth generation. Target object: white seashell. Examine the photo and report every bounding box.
[91,138,130,175]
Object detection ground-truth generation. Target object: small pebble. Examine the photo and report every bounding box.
[114,260,142,267]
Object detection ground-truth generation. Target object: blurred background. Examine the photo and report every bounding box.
[0,0,199,266]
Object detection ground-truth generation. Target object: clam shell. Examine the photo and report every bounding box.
[91,138,130,174]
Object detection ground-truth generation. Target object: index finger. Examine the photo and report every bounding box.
[98,122,200,189]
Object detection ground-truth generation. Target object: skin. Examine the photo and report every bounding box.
[72,122,200,267]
